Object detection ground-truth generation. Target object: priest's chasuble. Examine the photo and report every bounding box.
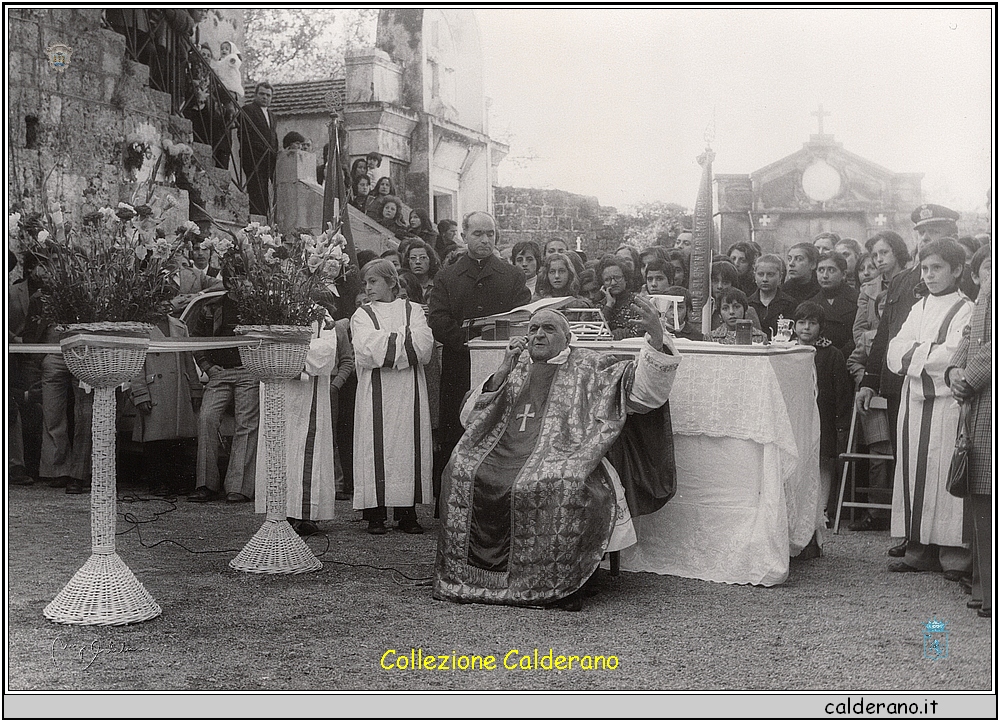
[434,340,679,606]
[887,290,973,546]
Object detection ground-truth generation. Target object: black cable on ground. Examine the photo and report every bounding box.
[114,492,435,584]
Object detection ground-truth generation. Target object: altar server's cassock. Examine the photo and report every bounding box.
[434,338,679,606]
[887,290,973,565]
[351,299,435,510]
[255,323,340,520]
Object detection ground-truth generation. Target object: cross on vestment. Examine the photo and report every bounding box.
[516,403,535,432]
[875,213,887,226]
[759,214,772,227]
[812,104,830,135]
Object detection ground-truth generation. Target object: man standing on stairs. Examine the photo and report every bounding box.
[239,82,278,217]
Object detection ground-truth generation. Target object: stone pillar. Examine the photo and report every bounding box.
[275,148,323,236]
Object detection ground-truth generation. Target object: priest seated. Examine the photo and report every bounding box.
[434,300,680,610]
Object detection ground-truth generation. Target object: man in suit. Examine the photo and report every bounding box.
[427,212,531,508]
[239,82,278,217]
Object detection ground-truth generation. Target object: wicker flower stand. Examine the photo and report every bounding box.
[44,322,162,625]
[230,326,323,574]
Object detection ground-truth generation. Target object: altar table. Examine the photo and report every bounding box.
[468,339,821,586]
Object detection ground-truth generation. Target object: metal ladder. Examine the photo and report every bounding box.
[833,396,894,533]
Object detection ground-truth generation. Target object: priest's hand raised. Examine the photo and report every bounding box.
[631,295,669,354]
[485,335,529,392]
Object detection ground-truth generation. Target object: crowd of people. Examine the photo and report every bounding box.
[8,198,992,615]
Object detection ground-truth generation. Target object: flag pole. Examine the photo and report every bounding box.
[691,145,716,337]
[323,114,357,268]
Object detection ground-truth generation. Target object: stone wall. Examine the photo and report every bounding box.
[493,186,609,255]
[7,8,246,242]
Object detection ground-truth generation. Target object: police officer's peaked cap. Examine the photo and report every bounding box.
[911,203,960,228]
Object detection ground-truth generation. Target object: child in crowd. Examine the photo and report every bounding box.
[710,288,767,344]
[664,286,703,341]
[710,260,762,330]
[855,252,880,288]
[793,301,852,556]
[643,259,673,295]
[380,249,402,271]
[748,254,798,339]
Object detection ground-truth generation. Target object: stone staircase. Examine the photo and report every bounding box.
[9,8,249,232]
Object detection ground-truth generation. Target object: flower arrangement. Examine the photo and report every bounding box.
[160,138,195,180]
[11,203,182,327]
[205,222,349,327]
[123,124,160,178]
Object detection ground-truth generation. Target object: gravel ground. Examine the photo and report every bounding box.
[5,481,992,692]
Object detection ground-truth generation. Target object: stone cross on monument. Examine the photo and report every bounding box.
[811,104,831,136]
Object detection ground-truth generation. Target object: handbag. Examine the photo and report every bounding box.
[946,403,972,498]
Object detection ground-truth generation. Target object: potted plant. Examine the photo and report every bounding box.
[205,221,349,574]
[11,203,192,625]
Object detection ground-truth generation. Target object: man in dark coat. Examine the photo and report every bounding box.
[239,82,278,216]
[427,211,531,505]
[855,203,976,556]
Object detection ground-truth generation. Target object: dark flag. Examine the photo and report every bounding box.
[322,116,358,267]
[690,147,716,335]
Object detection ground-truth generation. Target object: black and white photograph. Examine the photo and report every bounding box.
[5,5,995,717]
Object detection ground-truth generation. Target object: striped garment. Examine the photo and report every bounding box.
[887,291,974,545]
[351,299,434,509]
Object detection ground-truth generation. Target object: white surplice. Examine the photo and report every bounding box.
[887,290,973,546]
[254,324,339,520]
[351,299,435,509]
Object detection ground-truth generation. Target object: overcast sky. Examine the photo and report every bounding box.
[477,7,994,214]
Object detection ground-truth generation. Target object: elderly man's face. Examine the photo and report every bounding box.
[527,310,570,362]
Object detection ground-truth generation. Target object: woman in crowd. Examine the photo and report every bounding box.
[615,244,643,290]
[367,195,406,237]
[855,252,880,289]
[511,240,542,297]
[844,231,911,532]
[665,249,689,289]
[534,252,590,307]
[435,219,461,260]
[401,239,440,301]
[598,255,644,339]
[368,176,395,209]
[350,158,368,183]
[349,176,371,212]
[544,237,569,256]
[834,237,864,289]
[351,259,435,535]
[406,208,439,248]
[728,241,760,296]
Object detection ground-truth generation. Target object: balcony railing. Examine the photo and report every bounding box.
[102,9,276,220]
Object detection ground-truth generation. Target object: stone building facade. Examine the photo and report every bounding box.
[716,131,923,255]
[7,8,248,243]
